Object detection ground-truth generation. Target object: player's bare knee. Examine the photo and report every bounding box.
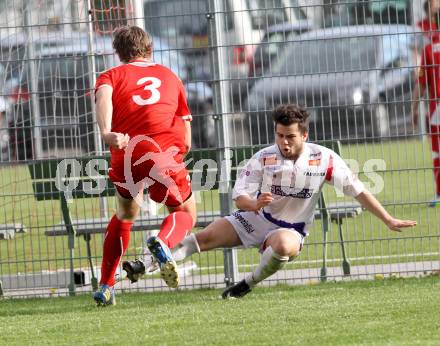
[117,203,140,221]
[271,241,298,257]
[268,231,300,257]
[117,210,138,221]
[171,195,197,227]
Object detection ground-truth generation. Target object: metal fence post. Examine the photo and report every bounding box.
[86,0,103,158]
[23,2,42,159]
[207,0,239,286]
[60,194,76,296]
[125,0,145,28]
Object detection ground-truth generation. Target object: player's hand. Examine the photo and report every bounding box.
[255,192,274,210]
[385,218,417,232]
[102,132,130,149]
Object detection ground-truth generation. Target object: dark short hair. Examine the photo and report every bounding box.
[113,26,153,63]
[272,104,309,133]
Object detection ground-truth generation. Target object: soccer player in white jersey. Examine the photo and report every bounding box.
[125,104,417,298]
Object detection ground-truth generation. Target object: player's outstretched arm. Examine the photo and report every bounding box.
[354,190,417,232]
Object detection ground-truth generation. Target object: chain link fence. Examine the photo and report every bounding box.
[0,0,439,298]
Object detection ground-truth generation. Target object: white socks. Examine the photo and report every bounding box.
[171,233,201,262]
[245,246,289,287]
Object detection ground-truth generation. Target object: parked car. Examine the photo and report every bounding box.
[245,25,419,144]
[247,22,313,83]
[0,63,12,161]
[0,96,11,162]
[143,0,313,102]
[1,31,214,160]
[322,0,413,28]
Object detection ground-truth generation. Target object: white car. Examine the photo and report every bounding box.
[0,95,11,161]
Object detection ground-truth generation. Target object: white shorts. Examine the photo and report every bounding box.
[224,210,305,252]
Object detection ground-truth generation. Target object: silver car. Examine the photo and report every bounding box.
[245,25,420,144]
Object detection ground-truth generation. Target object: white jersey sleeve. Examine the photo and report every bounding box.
[232,153,264,200]
[326,151,365,197]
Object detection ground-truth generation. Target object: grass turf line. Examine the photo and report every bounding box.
[0,276,439,346]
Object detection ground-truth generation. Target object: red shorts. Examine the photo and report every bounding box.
[108,131,192,207]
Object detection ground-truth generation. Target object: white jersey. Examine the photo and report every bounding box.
[232,143,365,236]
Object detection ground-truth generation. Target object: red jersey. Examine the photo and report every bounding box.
[95,61,192,137]
[419,37,440,115]
[417,18,438,34]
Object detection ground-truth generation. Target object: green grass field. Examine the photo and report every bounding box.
[1,276,439,345]
[1,138,439,276]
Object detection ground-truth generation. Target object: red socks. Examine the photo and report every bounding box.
[157,211,193,249]
[99,212,191,286]
[99,215,133,287]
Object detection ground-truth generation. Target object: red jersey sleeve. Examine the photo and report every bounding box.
[175,80,192,121]
[95,69,114,93]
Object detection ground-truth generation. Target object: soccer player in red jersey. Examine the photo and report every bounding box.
[417,0,440,40]
[413,9,440,207]
[93,26,196,305]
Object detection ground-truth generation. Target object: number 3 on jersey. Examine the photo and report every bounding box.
[132,76,161,106]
